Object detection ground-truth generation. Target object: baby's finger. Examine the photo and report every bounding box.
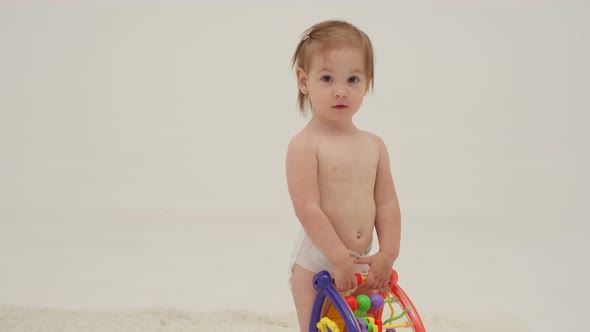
[354,256,372,264]
[365,275,376,290]
[347,281,355,292]
[373,276,385,290]
[349,277,357,290]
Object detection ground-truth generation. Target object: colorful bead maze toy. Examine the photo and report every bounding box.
[310,270,425,332]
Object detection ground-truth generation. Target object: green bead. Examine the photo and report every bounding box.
[356,294,371,312]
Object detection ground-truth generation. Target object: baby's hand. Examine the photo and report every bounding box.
[354,251,395,290]
[331,257,358,293]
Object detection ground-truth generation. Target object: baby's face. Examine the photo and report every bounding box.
[305,47,368,122]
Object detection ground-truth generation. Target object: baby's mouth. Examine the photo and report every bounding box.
[332,105,348,110]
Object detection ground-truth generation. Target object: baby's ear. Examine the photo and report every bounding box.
[296,67,308,94]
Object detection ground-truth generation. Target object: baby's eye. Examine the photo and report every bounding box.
[348,76,360,84]
[321,75,333,83]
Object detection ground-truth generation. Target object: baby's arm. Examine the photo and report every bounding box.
[286,133,358,292]
[373,136,401,261]
[355,135,401,290]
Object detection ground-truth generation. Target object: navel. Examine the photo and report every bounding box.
[356,231,361,239]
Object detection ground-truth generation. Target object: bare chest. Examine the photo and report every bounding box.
[316,137,379,185]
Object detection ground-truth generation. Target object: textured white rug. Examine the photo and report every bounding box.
[0,306,529,332]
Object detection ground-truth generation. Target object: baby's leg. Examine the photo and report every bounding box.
[290,263,318,332]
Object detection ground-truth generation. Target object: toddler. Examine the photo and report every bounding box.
[286,20,402,332]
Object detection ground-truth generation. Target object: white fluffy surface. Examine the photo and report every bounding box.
[0,306,529,332]
[1,213,581,331]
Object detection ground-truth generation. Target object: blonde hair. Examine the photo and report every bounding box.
[291,20,375,114]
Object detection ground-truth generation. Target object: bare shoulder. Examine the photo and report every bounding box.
[287,127,318,156]
[359,130,387,150]
[286,127,319,176]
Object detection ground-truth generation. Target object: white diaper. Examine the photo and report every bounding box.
[288,226,372,288]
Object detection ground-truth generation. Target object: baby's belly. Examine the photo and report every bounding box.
[321,196,376,254]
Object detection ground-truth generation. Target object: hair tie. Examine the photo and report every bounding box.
[302,28,313,41]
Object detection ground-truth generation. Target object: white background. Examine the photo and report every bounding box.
[1,1,588,330]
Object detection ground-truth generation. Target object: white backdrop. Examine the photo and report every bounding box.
[1,1,588,330]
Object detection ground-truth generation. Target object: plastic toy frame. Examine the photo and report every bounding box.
[309,270,425,332]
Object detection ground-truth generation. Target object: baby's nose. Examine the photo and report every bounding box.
[333,87,348,98]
